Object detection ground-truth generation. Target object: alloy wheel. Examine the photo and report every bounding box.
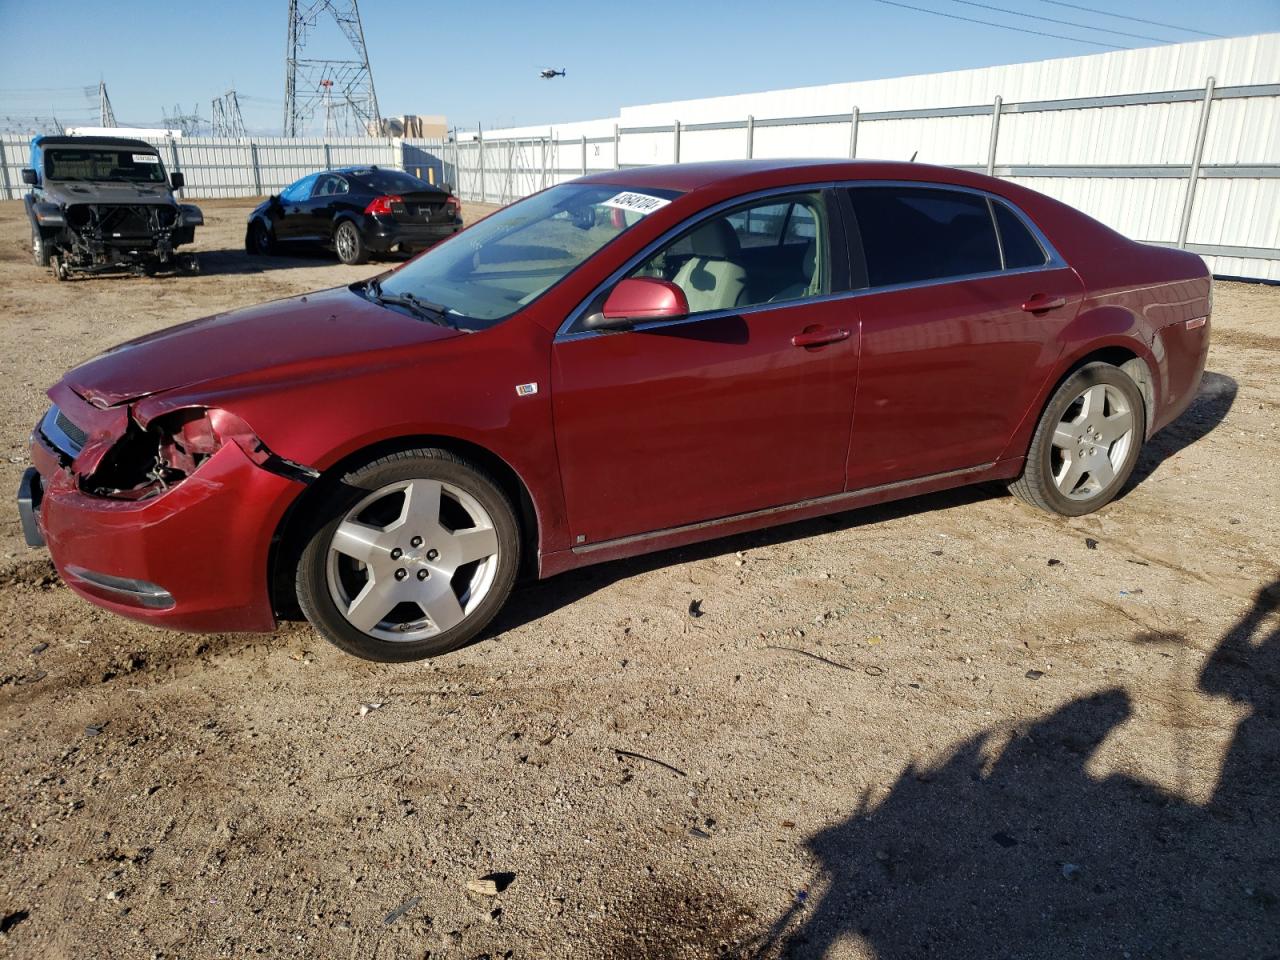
[1049,383,1135,500]
[324,478,500,641]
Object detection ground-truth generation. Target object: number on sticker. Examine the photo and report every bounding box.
[602,192,671,216]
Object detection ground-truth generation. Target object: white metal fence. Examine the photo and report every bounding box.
[2,79,1276,278]
[0,135,449,200]
[449,79,1280,281]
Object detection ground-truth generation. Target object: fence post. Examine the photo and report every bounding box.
[746,115,754,159]
[168,137,181,174]
[323,142,332,171]
[613,123,620,169]
[0,138,11,201]
[848,107,860,159]
[582,134,588,176]
[673,120,681,163]
[986,96,1002,176]
[478,123,486,204]
[250,141,263,195]
[1178,76,1216,250]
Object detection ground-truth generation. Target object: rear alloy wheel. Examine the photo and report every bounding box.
[1009,362,1145,516]
[333,221,368,265]
[296,449,520,661]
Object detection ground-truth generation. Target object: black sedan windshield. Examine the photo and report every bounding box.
[45,148,167,183]
[377,183,676,330]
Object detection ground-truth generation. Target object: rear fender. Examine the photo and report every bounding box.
[998,305,1158,461]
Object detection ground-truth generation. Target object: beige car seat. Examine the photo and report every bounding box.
[769,241,818,303]
[669,220,749,313]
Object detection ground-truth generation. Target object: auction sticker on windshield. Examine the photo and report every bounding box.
[132,154,160,164]
[602,192,671,216]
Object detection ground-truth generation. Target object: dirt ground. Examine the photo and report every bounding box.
[0,197,1277,959]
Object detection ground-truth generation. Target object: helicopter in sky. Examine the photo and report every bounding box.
[539,68,566,79]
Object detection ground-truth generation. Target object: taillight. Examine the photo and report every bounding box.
[445,195,461,218]
[364,194,402,215]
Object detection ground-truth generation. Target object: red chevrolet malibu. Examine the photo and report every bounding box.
[18,160,1211,661]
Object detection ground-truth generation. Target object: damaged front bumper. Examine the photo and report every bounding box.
[20,386,310,633]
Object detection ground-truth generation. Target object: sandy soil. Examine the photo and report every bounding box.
[0,198,1277,959]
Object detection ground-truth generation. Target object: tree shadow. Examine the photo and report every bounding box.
[1126,370,1237,490]
[754,579,1280,959]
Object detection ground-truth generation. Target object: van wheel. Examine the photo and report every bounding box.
[1009,362,1145,516]
[296,448,520,662]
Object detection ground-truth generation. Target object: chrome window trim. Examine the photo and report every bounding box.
[553,178,1066,343]
[39,405,84,459]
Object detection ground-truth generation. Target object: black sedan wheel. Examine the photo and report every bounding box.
[334,221,368,265]
[247,221,275,256]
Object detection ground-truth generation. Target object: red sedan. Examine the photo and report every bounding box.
[18,160,1211,661]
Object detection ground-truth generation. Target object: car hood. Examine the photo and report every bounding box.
[63,286,461,408]
[42,180,177,206]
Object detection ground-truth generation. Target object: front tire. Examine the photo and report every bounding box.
[333,220,368,265]
[247,220,276,256]
[1009,362,1145,516]
[31,226,50,267]
[296,449,520,662]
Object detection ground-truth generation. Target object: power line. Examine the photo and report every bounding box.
[947,0,1172,43]
[872,0,1128,49]
[1038,0,1223,38]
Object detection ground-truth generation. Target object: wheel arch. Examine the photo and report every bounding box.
[999,334,1156,465]
[267,432,542,620]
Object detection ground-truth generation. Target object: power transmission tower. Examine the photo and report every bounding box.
[98,81,116,126]
[284,0,382,137]
[163,103,204,137]
[211,89,247,137]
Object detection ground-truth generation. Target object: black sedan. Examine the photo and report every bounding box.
[245,167,463,265]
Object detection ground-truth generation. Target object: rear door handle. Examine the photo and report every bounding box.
[792,326,850,348]
[1021,293,1067,313]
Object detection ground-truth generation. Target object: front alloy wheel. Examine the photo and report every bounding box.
[297,449,519,661]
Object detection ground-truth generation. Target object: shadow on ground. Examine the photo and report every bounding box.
[193,247,409,276]
[747,579,1279,959]
[493,371,1237,638]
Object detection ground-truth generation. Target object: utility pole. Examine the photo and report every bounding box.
[284,0,381,136]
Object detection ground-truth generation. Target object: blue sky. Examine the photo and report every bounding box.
[1,0,1276,135]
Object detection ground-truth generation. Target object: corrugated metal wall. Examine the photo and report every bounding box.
[0,135,447,201]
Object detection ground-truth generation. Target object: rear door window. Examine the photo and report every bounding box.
[993,201,1048,269]
[848,186,1001,287]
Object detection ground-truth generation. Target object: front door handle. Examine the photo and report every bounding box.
[1021,293,1067,313]
[792,326,850,348]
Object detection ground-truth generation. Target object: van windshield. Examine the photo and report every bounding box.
[374,182,679,330]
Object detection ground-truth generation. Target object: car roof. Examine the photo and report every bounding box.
[577,158,993,194]
[33,135,159,152]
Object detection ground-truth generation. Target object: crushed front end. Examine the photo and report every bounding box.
[46,201,202,278]
[19,384,312,633]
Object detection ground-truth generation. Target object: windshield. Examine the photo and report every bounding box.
[350,169,434,194]
[44,147,167,183]
[376,182,677,330]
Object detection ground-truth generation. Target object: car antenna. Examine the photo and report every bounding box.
[910,150,918,162]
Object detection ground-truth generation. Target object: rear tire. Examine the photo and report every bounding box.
[334,220,368,265]
[295,448,520,662]
[1009,362,1145,516]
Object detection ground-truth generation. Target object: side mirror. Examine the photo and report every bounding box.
[170,171,185,190]
[582,277,689,331]
[21,168,37,186]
